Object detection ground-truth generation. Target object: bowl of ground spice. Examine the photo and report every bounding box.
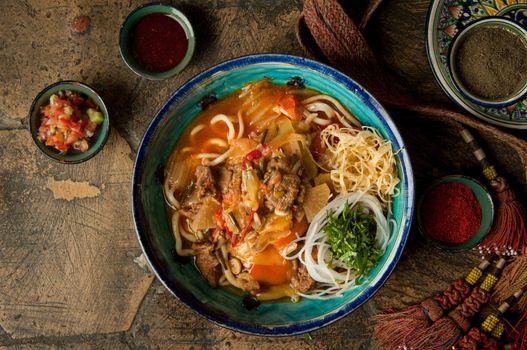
[119,3,195,80]
[449,17,527,107]
[417,175,494,250]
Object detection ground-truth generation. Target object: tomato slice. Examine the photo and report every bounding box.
[79,139,89,152]
[65,132,79,145]
[41,105,51,117]
[272,216,308,248]
[309,130,326,160]
[85,99,97,109]
[85,121,97,134]
[56,142,68,152]
[278,94,302,120]
[51,133,64,144]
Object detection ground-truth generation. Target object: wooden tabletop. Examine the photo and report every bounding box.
[2,0,518,348]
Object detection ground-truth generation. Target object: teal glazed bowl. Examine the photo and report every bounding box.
[417,175,494,250]
[132,54,415,335]
[119,3,195,80]
[28,80,110,164]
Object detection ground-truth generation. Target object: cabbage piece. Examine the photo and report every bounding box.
[303,183,331,222]
[251,112,281,132]
[241,167,260,211]
[229,138,258,160]
[314,173,334,192]
[190,197,221,231]
[230,240,254,263]
[166,154,199,192]
[269,119,305,149]
[253,213,293,252]
[299,141,318,180]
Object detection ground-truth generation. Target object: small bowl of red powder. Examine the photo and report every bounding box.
[417,175,494,250]
[119,3,195,79]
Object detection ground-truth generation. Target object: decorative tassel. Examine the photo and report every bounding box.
[492,249,527,312]
[459,128,527,254]
[402,258,507,350]
[457,327,499,350]
[491,248,527,349]
[456,286,526,350]
[407,287,489,349]
[507,312,527,350]
[371,254,497,349]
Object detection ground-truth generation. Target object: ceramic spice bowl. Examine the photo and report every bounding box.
[448,17,527,108]
[28,80,110,164]
[119,3,195,80]
[417,175,494,250]
[426,0,527,128]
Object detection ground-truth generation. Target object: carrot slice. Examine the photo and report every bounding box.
[279,95,302,120]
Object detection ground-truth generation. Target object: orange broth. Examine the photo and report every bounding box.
[168,81,321,296]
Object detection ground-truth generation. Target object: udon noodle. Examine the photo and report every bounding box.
[163,79,400,301]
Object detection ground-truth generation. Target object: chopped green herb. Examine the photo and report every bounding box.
[263,170,273,184]
[259,158,267,174]
[323,201,381,282]
[202,227,212,237]
[303,332,313,340]
[180,180,195,203]
[260,129,268,144]
[227,212,241,232]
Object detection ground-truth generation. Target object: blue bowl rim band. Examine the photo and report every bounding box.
[131,53,415,336]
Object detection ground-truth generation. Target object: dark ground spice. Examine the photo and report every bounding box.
[421,182,482,244]
[454,26,527,100]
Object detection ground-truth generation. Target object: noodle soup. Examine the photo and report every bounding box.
[163,79,399,302]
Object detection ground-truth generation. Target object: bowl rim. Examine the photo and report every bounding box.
[118,2,196,80]
[131,54,415,335]
[28,80,110,164]
[447,17,527,108]
[416,174,494,250]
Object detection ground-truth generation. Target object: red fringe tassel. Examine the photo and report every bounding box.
[372,305,430,349]
[405,317,461,350]
[480,178,527,254]
[507,313,527,350]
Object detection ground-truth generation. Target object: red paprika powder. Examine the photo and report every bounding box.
[421,182,481,244]
[131,13,188,72]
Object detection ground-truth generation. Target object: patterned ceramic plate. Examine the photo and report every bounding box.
[426,0,527,128]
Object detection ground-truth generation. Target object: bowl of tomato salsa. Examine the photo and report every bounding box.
[29,80,110,164]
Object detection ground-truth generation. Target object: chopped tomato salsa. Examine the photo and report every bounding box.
[37,91,104,153]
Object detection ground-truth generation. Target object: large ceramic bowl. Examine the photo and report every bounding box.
[132,54,414,335]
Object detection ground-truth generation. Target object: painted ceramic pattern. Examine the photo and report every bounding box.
[427,0,527,127]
